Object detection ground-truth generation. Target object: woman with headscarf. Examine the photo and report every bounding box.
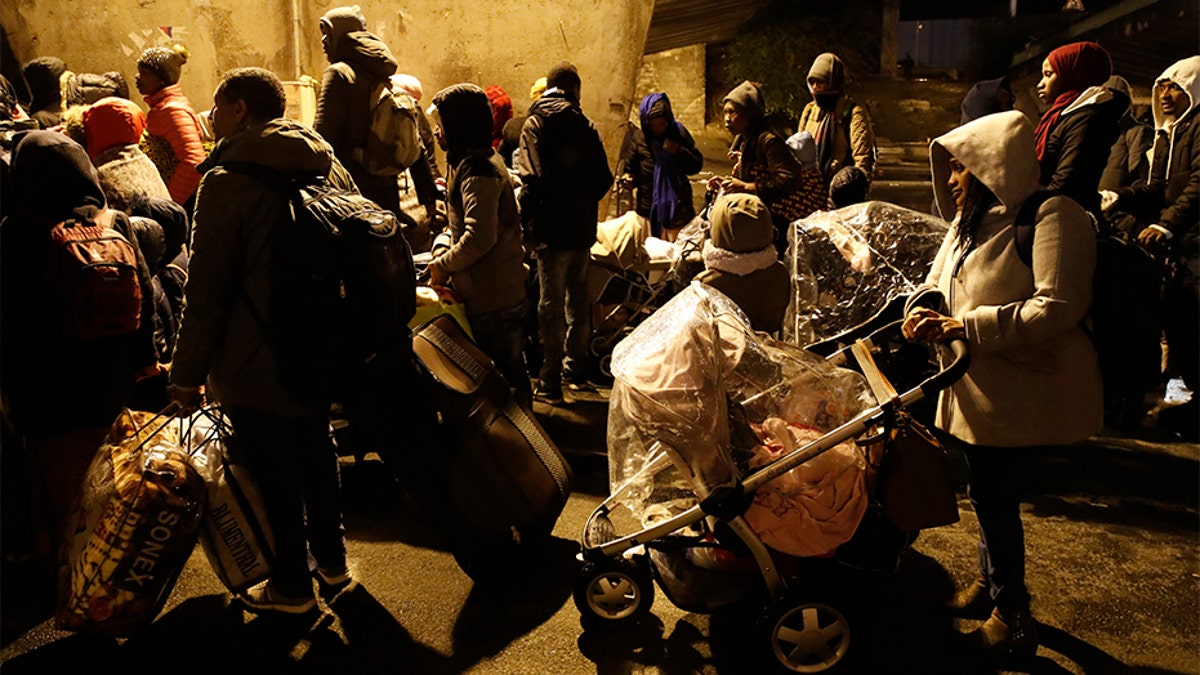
[82,96,171,212]
[618,91,704,239]
[797,53,877,189]
[0,132,159,583]
[426,84,531,404]
[1034,41,1126,219]
[903,111,1101,659]
[136,43,207,208]
[709,81,807,254]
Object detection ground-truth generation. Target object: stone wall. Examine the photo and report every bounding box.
[2,0,654,181]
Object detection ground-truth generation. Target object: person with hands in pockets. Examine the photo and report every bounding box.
[902,110,1102,662]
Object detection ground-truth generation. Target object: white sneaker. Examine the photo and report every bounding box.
[238,580,317,615]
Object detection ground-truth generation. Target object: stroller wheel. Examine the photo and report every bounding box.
[597,353,614,381]
[589,334,610,358]
[573,557,655,628]
[758,594,854,673]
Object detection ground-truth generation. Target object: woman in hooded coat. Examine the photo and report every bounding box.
[710,81,806,253]
[82,96,171,212]
[618,92,704,239]
[1034,41,1126,219]
[0,131,159,577]
[903,110,1102,659]
[426,84,531,404]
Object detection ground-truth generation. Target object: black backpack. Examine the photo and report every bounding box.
[1013,191,1163,399]
[224,162,417,400]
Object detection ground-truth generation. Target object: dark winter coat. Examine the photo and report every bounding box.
[1039,87,1127,218]
[619,124,703,231]
[171,118,356,416]
[0,131,158,435]
[517,92,612,249]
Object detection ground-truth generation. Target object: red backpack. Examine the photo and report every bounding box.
[47,209,142,340]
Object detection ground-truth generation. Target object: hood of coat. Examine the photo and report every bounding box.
[335,31,398,81]
[529,91,578,119]
[1153,55,1200,130]
[129,215,166,274]
[930,110,1040,220]
[202,117,335,178]
[723,80,765,122]
[320,5,367,63]
[82,96,146,161]
[9,130,106,223]
[23,56,66,111]
[959,76,1013,125]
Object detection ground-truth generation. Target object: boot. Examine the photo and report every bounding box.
[947,576,993,619]
[972,606,1039,659]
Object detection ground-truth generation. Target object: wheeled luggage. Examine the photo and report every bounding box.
[410,314,573,581]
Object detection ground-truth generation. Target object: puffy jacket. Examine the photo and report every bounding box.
[517,92,613,249]
[1039,85,1127,218]
[143,84,206,204]
[797,96,876,183]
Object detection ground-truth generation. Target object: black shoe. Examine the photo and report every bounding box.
[563,372,595,392]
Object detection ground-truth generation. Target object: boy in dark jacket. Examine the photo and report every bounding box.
[517,62,612,403]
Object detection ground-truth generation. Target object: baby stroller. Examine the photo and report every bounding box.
[587,211,684,380]
[573,283,967,673]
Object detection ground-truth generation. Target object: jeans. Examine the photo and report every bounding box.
[963,443,1033,612]
[470,299,533,405]
[536,247,592,387]
[224,405,346,598]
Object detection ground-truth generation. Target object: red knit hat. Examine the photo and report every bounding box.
[484,84,512,148]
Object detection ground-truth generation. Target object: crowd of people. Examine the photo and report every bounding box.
[0,7,1195,661]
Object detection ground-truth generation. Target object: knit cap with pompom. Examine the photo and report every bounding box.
[138,44,189,86]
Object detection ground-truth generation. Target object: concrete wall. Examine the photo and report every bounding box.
[2,0,655,176]
[633,45,705,131]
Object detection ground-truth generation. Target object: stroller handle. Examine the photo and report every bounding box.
[913,335,969,404]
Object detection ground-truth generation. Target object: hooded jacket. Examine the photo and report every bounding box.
[431,84,527,316]
[1038,84,1128,218]
[0,131,158,435]
[619,93,704,234]
[694,193,789,333]
[143,83,206,205]
[517,91,613,249]
[724,82,807,222]
[959,76,1014,125]
[171,119,353,416]
[915,110,1102,447]
[1115,55,1200,253]
[84,97,171,212]
[23,57,65,129]
[796,56,876,183]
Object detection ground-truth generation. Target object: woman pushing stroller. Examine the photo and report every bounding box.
[903,110,1102,660]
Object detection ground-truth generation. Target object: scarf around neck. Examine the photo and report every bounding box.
[702,240,777,276]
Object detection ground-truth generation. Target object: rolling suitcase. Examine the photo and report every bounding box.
[409,314,573,581]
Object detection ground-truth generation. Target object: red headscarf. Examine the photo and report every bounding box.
[1034,41,1112,160]
[483,85,512,150]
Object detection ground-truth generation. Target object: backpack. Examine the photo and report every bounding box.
[224,162,417,400]
[1014,191,1163,398]
[354,76,423,177]
[47,208,142,340]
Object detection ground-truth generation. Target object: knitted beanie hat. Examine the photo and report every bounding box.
[807,53,846,93]
[723,80,765,121]
[710,193,775,253]
[138,44,189,86]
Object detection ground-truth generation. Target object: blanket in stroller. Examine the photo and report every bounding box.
[608,282,874,557]
[784,201,948,346]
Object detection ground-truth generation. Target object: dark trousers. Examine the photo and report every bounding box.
[963,443,1034,612]
[223,405,346,598]
[470,299,533,407]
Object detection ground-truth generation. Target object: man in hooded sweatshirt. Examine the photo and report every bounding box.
[1104,55,1200,441]
[797,53,877,190]
[517,62,612,403]
[314,5,438,228]
[171,67,353,615]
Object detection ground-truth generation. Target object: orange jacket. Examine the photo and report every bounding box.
[144,84,206,204]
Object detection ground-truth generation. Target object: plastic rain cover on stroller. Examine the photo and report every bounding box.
[784,201,948,346]
[607,282,876,560]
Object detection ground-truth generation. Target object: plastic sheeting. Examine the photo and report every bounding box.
[784,201,948,346]
[607,282,874,528]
